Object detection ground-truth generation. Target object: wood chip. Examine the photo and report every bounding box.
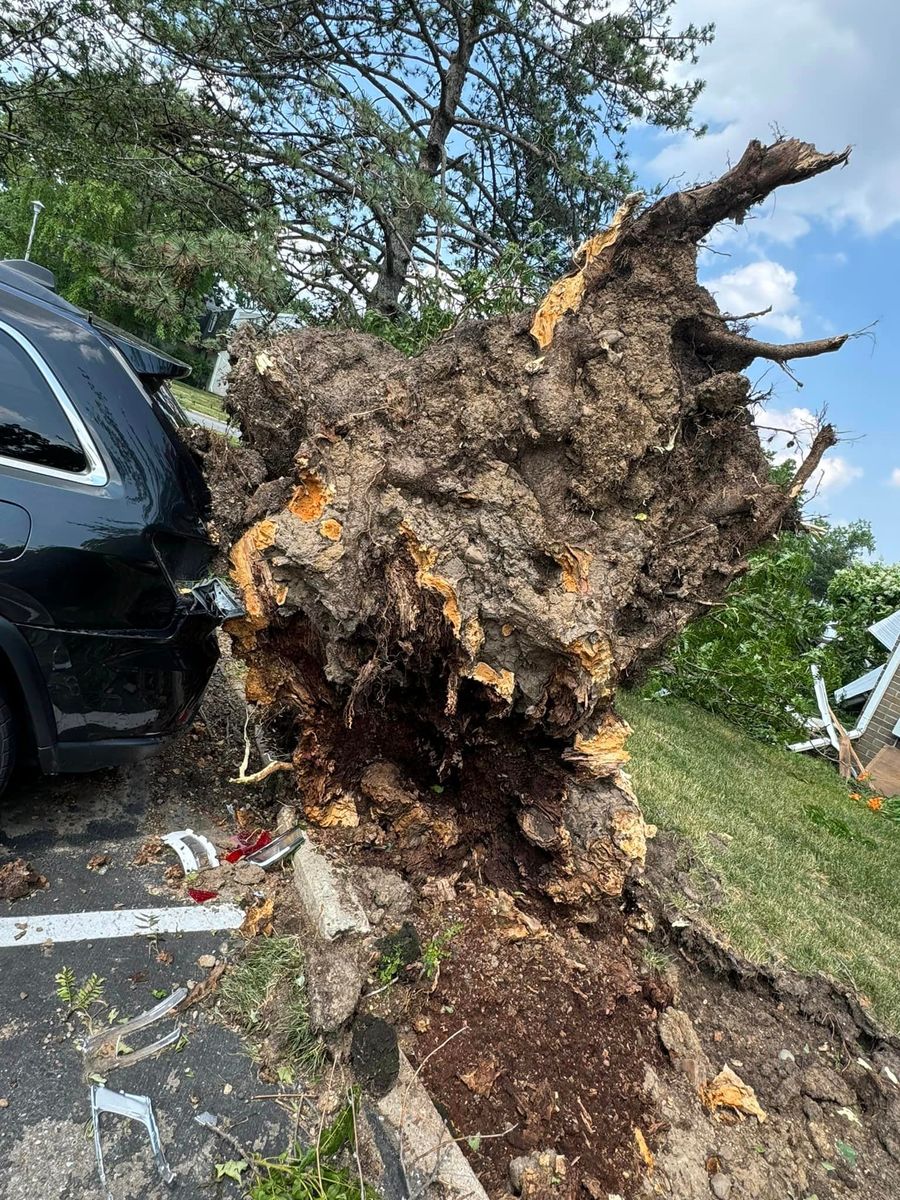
[459,1058,501,1097]
[634,1127,654,1172]
[701,1065,767,1122]
[175,962,226,1012]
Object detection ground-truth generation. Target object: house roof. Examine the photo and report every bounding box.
[856,636,900,737]
[835,664,885,705]
[869,610,900,651]
[831,609,900,708]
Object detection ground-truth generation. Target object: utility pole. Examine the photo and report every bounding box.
[24,200,44,260]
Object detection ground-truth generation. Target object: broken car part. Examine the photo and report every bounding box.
[244,826,306,870]
[186,576,245,622]
[91,1085,175,1195]
[83,987,187,1072]
[161,828,220,872]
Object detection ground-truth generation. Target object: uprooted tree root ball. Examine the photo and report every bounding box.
[198,138,851,908]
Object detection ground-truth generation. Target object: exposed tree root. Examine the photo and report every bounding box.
[195,138,853,910]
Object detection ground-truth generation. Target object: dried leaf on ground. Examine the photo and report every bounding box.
[176,962,226,1012]
[87,854,110,872]
[460,1058,501,1097]
[701,1065,767,1122]
[131,838,164,866]
[240,896,274,938]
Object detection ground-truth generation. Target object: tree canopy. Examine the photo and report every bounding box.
[1,0,712,316]
[653,520,892,743]
[0,70,287,351]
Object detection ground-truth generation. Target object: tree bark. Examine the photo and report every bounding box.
[371,2,488,315]
[201,138,851,908]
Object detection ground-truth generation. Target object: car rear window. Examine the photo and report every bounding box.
[0,327,87,473]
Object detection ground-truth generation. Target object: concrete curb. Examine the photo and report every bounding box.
[292,837,370,941]
[374,1053,490,1200]
[291,839,489,1199]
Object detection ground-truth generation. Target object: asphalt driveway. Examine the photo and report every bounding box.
[0,758,293,1200]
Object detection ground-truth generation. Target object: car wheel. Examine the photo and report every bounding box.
[0,684,16,795]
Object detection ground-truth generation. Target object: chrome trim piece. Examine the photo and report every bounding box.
[0,319,109,486]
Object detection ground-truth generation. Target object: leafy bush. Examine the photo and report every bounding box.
[651,537,827,741]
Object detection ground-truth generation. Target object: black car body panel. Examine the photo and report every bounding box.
[0,262,226,775]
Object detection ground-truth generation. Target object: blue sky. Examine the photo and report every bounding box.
[628,0,899,561]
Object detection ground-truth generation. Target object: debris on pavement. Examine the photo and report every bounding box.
[187,886,219,904]
[131,837,165,866]
[244,826,306,870]
[87,854,110,874]
[176,961,226,1012]
[224,828,272,862]
[0,857,48,901]
[162,828,220,872]
[83,988,187,1074]
[91,1084,175,1194]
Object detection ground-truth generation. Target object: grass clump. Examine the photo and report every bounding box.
[220,936,324,1075]
[621,691,900,1030]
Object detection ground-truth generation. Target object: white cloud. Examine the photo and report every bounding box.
[705,260,803,338]
[890,468,900,487]
[648,1,900,242]
[754,403,863,496]
[817,456,864,494]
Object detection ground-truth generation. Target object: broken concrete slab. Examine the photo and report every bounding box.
[305,938,365,1034]
[292,836,370,941]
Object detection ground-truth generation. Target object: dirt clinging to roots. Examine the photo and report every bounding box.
[194,138,852,910]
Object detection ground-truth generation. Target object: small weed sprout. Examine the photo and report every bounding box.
[375,947,404,986]
[55,968,107,1033]
[421,922,463,980]
[641,945,672,973]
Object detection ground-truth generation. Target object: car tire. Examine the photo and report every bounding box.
[0,684,16,795]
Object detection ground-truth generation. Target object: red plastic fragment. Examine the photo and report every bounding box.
[187,887,219,904]
[224,830,273,863]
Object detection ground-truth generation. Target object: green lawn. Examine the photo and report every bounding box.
[620,692,900,1029]
[170,379,229,424]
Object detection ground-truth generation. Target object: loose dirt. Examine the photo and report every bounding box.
[141,706,900,1200]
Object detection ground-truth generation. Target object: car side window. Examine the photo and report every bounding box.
[0,327,88,473]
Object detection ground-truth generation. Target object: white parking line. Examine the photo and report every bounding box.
[0,904,245,947]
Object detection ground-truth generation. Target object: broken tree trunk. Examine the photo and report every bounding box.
[202,139,850,907]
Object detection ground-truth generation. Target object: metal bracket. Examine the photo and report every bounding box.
[91,1085,175,1196]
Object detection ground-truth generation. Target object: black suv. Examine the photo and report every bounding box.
[0,259,237,793]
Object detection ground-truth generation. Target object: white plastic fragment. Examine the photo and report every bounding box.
[162,828,220,871]
[91,1085,175,1197]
